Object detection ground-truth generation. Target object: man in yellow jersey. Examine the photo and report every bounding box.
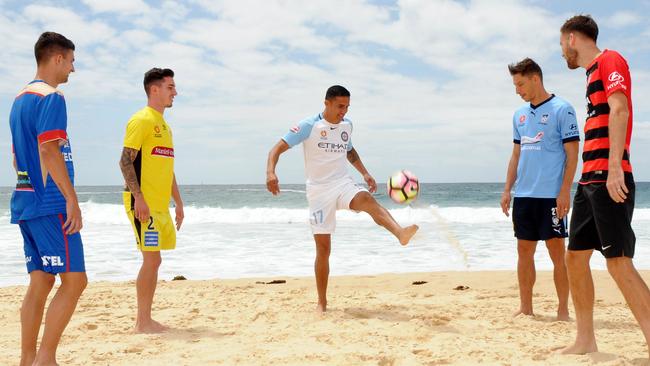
[119,68,184,333]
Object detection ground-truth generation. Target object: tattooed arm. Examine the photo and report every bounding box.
[347,147,377,193]
[119,147,149,222]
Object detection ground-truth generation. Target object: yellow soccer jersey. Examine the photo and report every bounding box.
[123,106,174,212]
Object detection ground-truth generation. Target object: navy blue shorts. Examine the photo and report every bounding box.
[19,214,86,274]
[512,197,567,241]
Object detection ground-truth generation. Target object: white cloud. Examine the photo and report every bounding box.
[1,0,649,185]
[81,0,150,14]
[606,11,643,28]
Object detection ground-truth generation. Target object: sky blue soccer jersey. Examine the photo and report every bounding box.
[282,113,354,185]
[9,80,75,223]
[512,95,579,198]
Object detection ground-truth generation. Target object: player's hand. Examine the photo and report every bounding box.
[63,198,83,235]
[500,190,511,217]
[133,193,151,222]
[556,189,571,219]
[175,203,184,231]
[363,173,377,193]
[266,172,280,195]
[606,165,628,203]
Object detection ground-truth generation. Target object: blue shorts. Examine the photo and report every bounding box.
[19,214,86,274]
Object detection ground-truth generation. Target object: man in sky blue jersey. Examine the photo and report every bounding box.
[9,32,87,366]
[266,85,418,313]
[500,58,579,321]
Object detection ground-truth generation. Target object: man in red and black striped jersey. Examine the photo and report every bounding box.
[559,15,650,358]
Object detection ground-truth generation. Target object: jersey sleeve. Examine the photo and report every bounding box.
[123,117,148,150]
[346,120,354,151]
[600,52,630,98]
[559,104,580,143]
[36,93,68,145]
[512,113,521,144]
[282,118,314,148]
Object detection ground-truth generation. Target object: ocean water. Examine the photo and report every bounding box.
[2,183,650,287]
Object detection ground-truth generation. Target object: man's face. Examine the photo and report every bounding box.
[512,74,536,102]
[560,33,580,70]
[324,96,350,122]
[154,76,177,108]
[57,50,75,84]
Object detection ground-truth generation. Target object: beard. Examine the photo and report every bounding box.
[564,47,580,70]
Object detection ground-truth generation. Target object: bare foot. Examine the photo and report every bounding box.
[512,308,534,318]
[556,311,570,322]
[557,341,598,355]
[399,225,419,246]
[134,319,169,334]
[316,302,327,313]
[32,361,59,366]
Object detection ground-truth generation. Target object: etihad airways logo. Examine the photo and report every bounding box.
[151,146,174,158]
[318,142,348,153]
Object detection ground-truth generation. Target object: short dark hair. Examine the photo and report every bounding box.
[34,32,75,65]
[325,85,350,100]
[508,58,543,81]
[143,68,174,96]
[561,15,598,42]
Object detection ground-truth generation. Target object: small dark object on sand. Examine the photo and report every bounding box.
[412,281,428,285]
[172,275,187,281]
[454,285,469,291]
[256,280,287,285]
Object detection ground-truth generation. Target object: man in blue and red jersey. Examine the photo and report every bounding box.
[9,32,87,366]
[558,15,650,358]
[501,58,579,321]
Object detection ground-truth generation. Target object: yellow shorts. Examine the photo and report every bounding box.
[123,192,176,251]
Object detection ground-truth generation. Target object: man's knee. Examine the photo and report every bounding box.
[517,241,536,260]
[314,235,331,256]
[350,191,376,211]
[142,252,162,269]
[61,272,88,294]
[545,239,566,263]
[29,271,56,292]
[606,256,635,279]
[565,250,591,270]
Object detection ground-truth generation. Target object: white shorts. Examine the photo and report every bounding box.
[306,176,368,234]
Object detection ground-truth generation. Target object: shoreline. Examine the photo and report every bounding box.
[1,270,648,365]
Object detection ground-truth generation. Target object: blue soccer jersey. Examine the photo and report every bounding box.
[282,113,354,185]
[512,95,579,198]
[9,80,75,223]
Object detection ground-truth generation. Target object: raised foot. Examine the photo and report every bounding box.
[134,319,169,334]
[399,225,419,246]
[557,341,598,355]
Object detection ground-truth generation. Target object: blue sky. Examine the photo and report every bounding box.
[1,0,649,185]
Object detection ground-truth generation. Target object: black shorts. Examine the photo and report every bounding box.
[568,180,635,258]
[512,197,567,241]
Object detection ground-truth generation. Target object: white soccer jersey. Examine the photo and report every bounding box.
[282,113,354,185]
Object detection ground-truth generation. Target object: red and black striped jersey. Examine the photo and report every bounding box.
[581,49,633,185]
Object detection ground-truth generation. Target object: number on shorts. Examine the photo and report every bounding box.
[148,216,155,230]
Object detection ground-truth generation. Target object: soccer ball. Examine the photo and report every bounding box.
[387,170,419,204]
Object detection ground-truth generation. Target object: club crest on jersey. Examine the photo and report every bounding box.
[154,125,161,133]
[341,131,349,142]
[519,115,526,125]
[540,114,549,124]
[320,130,327,137]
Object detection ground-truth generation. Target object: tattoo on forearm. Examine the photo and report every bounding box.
[347,148,360,164]
[119,148,141,194]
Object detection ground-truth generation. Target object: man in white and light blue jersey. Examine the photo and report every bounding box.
[500,58,580,321]
[266,85,418,312]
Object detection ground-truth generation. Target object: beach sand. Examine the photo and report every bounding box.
[1,271,648,365]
